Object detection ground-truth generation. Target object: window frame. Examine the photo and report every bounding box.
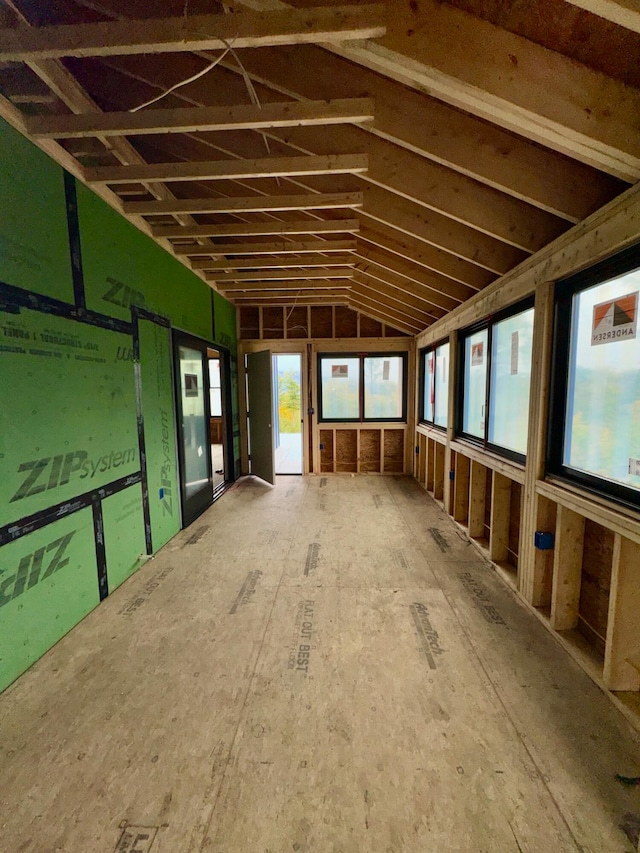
[418,338,449,431]
[317,351,408,424]
[547,243,640,511]
[456,297,535,464]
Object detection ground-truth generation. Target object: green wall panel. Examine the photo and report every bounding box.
[0,307,139,526]
[213,290,237,351]
[139,319,180,549]
[0,119,73,303]
[0,510,99,692]
[103,484,146,592]
[77,183,213,341]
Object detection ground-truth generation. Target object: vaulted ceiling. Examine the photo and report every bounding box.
[0,0,638,335]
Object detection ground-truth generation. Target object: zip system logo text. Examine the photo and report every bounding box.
[10,448,137,503]
[0,531,75,607]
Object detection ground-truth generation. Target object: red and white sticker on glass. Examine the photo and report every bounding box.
[591,290,638,346]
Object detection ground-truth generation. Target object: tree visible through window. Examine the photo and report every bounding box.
[549,246,640,507]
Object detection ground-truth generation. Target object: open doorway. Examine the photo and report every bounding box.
[207,348,227,495]
[273,353,303,475]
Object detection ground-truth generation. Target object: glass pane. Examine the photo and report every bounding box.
[179,346,209,500]
[208,358,220,389]
[364,356,404,419]
[209,388,222,417]
[462,329,488,438]
[320,356,360,420]
[423,351,435,422]
[564,271,640,492]
[488,308,534,454]
[434,342,449,428]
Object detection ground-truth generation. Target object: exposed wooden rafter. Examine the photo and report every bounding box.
[562,0,640,33]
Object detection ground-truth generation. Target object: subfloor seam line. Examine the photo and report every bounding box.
[196,477,311,852]
[383,478,586,853]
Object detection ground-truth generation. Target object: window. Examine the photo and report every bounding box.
[420,341,450,429]
[208,357,222,416]
[548,244,640,508]
[318,352,407,422]
[458,300,534,461]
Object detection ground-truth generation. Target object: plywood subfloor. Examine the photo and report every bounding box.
[1,476,640,853]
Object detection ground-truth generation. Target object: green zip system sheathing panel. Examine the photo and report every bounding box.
[0,116,239,693]
[0,308,139,524]
[77,182,213,341]
[0,121,73,303]
[139,319,180,550]
[103,484,146,592]
[0,510,99,693]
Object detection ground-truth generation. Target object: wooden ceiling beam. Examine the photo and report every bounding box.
[562,0,640,33]
[85,153,368,184]
[354,254,466,309]
[173,239,357,256]
[27,98,374,139]
[327,0,640,180]
[89,57,570,248]
[154,219,359,239]
[224,13,624,218]
[218,276,351,294]
[233,293,350,304]
[1,2,221,258]
[191,253,356,270]
[123,191,363,215]
[191,253,356,271]
[268,124,568,252]
[207,268,354,283]
[0,5,386,60]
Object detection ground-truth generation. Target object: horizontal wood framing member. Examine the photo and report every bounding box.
[153,220,359,240]
[27,98,375,139]
[191,253,356,271]
[85,154,369,184]
[123,192,363,216]
[220,43,623,222]
[173,239,358,256]
[0,5,386,60]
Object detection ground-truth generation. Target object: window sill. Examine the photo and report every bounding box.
[449,438,526,483]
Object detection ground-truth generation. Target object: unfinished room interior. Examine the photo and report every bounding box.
[2,0,640,850]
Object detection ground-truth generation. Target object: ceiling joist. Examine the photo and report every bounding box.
[0,5,386,60]
[85,154,369,184]
[27,98,374,139]
[191,254,356,270]
[123,192,363,216]
[152,219,360,239]
[172,239,357,256]
[217,280,351,292]
[207,268,354,283]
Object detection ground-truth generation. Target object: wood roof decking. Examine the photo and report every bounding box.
[0,0,637,333]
